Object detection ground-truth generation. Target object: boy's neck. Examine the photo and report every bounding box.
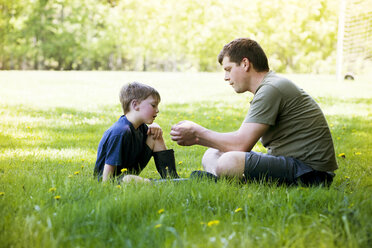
[125,112,142,129]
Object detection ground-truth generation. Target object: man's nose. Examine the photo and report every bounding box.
[224,72,230,81]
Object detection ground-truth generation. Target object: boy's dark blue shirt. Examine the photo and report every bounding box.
[94,115,149,179]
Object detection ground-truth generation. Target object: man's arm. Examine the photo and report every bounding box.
[102,164,116,181]
[170,120,269,152]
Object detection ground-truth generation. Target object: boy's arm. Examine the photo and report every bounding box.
[147,122,163,140]
[102,164,116,181]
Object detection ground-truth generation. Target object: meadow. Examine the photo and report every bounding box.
[0,71,371,248]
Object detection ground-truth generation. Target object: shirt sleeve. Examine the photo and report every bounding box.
[104,129,133,166]
[244,84,282,126]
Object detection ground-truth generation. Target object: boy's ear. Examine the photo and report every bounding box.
[131,99,140,111]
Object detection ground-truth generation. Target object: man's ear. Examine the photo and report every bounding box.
[242,58,250,71]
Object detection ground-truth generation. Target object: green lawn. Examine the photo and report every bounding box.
[0,71,371,247]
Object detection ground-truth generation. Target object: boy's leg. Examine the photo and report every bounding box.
[146,134,179,179]
[146,134,166,152]
[122,175,151,183]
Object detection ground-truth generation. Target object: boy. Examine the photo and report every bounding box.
[94,82,179,183]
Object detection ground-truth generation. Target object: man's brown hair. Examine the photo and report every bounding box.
[218,38,269,72]
[119,82,160,114]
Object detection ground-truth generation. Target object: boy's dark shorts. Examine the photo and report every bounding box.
[244,151,334,186]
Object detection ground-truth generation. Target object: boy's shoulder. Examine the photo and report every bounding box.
[107,115,148,137]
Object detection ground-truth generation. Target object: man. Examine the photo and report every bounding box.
[170,38,337,186]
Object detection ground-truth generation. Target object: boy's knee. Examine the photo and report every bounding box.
[147,135,167,152]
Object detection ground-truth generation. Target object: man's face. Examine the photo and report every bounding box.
[222,56,247,93]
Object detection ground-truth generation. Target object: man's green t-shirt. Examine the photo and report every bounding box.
[245,71,338,172]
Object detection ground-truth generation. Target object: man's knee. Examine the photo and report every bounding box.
[202,148,221,164]
[202,148,223,174]
[215,152,245,178]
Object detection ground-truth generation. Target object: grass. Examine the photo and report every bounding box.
[0,71,371,248]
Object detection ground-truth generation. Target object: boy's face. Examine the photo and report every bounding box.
[137,95,159,124]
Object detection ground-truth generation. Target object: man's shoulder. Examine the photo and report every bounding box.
[260,72,301,97]
[262,72,294,88]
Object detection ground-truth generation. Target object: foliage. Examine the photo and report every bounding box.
[0,0,340,72]
[0,71,372,247]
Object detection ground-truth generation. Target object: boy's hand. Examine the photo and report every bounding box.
[147,122,163,140]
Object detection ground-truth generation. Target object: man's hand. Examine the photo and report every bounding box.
[147,122,163,140]
[170,120,202,146]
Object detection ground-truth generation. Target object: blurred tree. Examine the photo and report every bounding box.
[0,0,341,72]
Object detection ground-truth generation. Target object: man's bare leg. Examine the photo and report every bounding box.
[202,148,224,176]
[215,151,246,179]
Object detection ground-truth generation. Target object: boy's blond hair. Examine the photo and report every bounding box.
[119,82,161,114]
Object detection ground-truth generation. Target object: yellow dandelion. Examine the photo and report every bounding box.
[54,195,61,200]
[116,185,121,189]
[234,208,243,213]
[207,220,220,227]
[81,165,84,169]
[178,161,183,165]
[0,192,5,196]
[154,224,162,229]
[121,168,128,173]
[354,152,362,155]
[344,176,350,179]
[74,171,80,175]
[48,187,57,193]
[338,153,346,158]
[158,209,165,214]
